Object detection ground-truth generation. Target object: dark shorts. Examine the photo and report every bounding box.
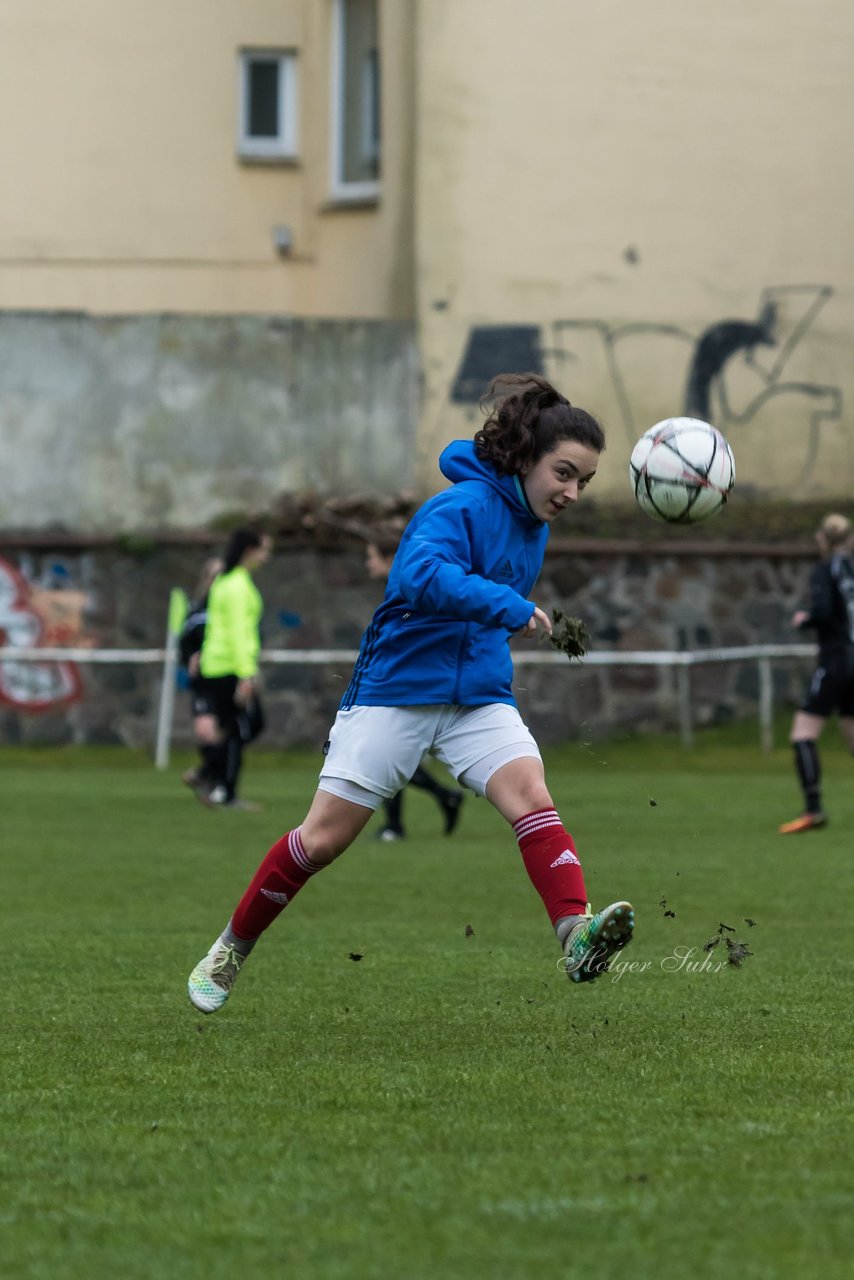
[192,675,265,743]
[800,653,854,718]
[189,674,220,719]
[193,675,239,729]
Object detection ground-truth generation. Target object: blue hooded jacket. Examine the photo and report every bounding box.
[341,440,549,708]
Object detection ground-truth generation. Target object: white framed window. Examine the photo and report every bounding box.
[238,49,298,161]
[330,0,381,200]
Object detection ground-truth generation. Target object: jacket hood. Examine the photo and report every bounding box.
[438,440,542,526]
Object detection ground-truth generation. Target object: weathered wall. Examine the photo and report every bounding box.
[415,0,854,502]
[4,1,851,520]
[0,541,818,752]
[0,313,418,531]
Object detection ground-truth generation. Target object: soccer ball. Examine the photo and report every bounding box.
[629,417,735,524]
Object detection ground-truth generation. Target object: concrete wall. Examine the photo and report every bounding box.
[0,541,819,751]
[0,312,418,531]
[414,0,854,502]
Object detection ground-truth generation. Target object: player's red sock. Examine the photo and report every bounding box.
[513,808,588,925]
[230,827,322,940]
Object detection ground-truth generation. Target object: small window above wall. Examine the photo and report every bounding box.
[331,0,381,201]
[238,49,299,161]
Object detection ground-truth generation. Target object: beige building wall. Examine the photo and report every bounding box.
[3,0,852,508]
[0,0,414,318]
[414,0,854,502]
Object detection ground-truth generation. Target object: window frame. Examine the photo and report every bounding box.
[237,48,299,162]
[329,0,381,202]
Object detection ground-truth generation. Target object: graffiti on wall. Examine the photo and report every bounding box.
[0,557,84,711]
[451,285,842,479]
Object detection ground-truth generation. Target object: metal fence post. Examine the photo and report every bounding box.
[758,655,774,753]
[676,660,693,749]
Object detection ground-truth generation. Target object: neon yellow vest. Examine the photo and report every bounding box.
[199,566,263,679]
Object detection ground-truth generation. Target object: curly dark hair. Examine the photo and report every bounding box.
[474,373,605,476]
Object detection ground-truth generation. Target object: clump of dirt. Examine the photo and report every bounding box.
[703,920,755,968]
[724,938,753,968]
[549,609,590,660]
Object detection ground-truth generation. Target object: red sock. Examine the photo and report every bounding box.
[230,827,321,940]
[513,808,588,926]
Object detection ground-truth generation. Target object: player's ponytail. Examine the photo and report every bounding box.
[474,373,604,476]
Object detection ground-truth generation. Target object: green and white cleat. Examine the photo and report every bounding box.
[188,938,246,1013]
[557,901,635,984]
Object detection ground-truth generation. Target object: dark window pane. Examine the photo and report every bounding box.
[341,0,380,183]
[248,61,279,138]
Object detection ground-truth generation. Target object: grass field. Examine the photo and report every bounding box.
[2,726,853,1279]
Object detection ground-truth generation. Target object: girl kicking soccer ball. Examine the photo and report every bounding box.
[188,373,634,1012]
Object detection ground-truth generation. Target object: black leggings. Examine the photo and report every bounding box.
[199,676,264,801]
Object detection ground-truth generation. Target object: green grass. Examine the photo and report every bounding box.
[2,729,853,1279]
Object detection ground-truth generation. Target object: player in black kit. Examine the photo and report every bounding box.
[779,513,854,833]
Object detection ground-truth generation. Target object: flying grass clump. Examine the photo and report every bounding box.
[703,920,754,968]
[549,608,590,660]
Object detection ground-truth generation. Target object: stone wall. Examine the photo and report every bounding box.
[0,540,818,751]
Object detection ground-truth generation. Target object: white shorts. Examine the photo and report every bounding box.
[318,703,541,809]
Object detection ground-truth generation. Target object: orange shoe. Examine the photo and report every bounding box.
[778,812,828,835]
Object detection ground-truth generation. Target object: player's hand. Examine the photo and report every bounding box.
[791,610,810,629]
[516,606,552,639]
[235,678,255,706]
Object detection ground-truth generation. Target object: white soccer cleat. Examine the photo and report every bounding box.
[188,938,246,1013]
